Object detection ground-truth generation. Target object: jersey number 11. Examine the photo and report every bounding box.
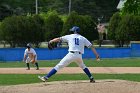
[75,38,79,45]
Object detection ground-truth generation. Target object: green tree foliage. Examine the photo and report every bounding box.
[40,0,68,14]
[44,11,63,41]
[122,0,140,15]
[0,16,25,47]
[62,11,98,41]
[115,15,131,46]
[0,0,35,14]
[81,15,99,41]
[108,13,140,47]
[0,4,13,21]
[0,0,119,22]
[108,12,121,40]
[62,12,80,35]
[0,0,27,21]
[116,15,140,41]
[26,15,45,47]
[0,15,45,47]
[129,16,140,40]
[0,22,2,40]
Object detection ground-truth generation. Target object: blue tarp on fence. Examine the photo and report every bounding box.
[131,43,140,57]
[0,43,139,62]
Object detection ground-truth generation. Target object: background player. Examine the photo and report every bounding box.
[23,43,39,70]
[38,26,100,82]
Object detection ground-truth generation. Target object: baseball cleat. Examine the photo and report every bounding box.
[38,76,47,82]
[90,78,95,83]
[36,68,39,70]
[26,68,30,70]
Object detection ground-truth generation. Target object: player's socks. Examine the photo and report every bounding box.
[45,68,57,79]
[26,63,30,70]
[83,68,94,79]
[35,62,39,70]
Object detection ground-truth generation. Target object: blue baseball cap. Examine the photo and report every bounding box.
[70,26,80,32]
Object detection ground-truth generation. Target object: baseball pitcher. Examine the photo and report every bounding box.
[38,26,100,83]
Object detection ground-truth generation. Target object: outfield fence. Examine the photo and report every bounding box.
[0,43,139,62]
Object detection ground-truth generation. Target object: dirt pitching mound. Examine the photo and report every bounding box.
[0,80,140,93]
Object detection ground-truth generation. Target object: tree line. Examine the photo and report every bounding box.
[0,0,119,22]
[108,0,140,47]
[0,0,139,48]
[0,11,98,48]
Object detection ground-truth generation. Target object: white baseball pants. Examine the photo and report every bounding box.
[25,56,37,63]
[54,52,87,71]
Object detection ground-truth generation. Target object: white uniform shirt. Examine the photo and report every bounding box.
[24,48,37,58]
[60,34,92,54]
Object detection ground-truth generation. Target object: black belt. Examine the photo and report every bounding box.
[70,51,81,54]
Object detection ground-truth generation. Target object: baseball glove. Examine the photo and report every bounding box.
[48,42,57,50]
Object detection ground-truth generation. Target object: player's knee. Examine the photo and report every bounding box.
[26,60,30,63]
[79,64,87,69]
[54,64,64,71]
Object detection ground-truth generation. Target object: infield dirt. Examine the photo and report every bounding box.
[0,67,140,93]
[0,80,140,93]
[0,67,140,74]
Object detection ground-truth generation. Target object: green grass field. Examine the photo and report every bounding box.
[0,74,140,86]
[0,58,140,67]
[0,58,140,85]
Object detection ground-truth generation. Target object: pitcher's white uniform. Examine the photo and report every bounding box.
[54,34,92,71]
[24,48,37,63]
[38,26,99,83]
